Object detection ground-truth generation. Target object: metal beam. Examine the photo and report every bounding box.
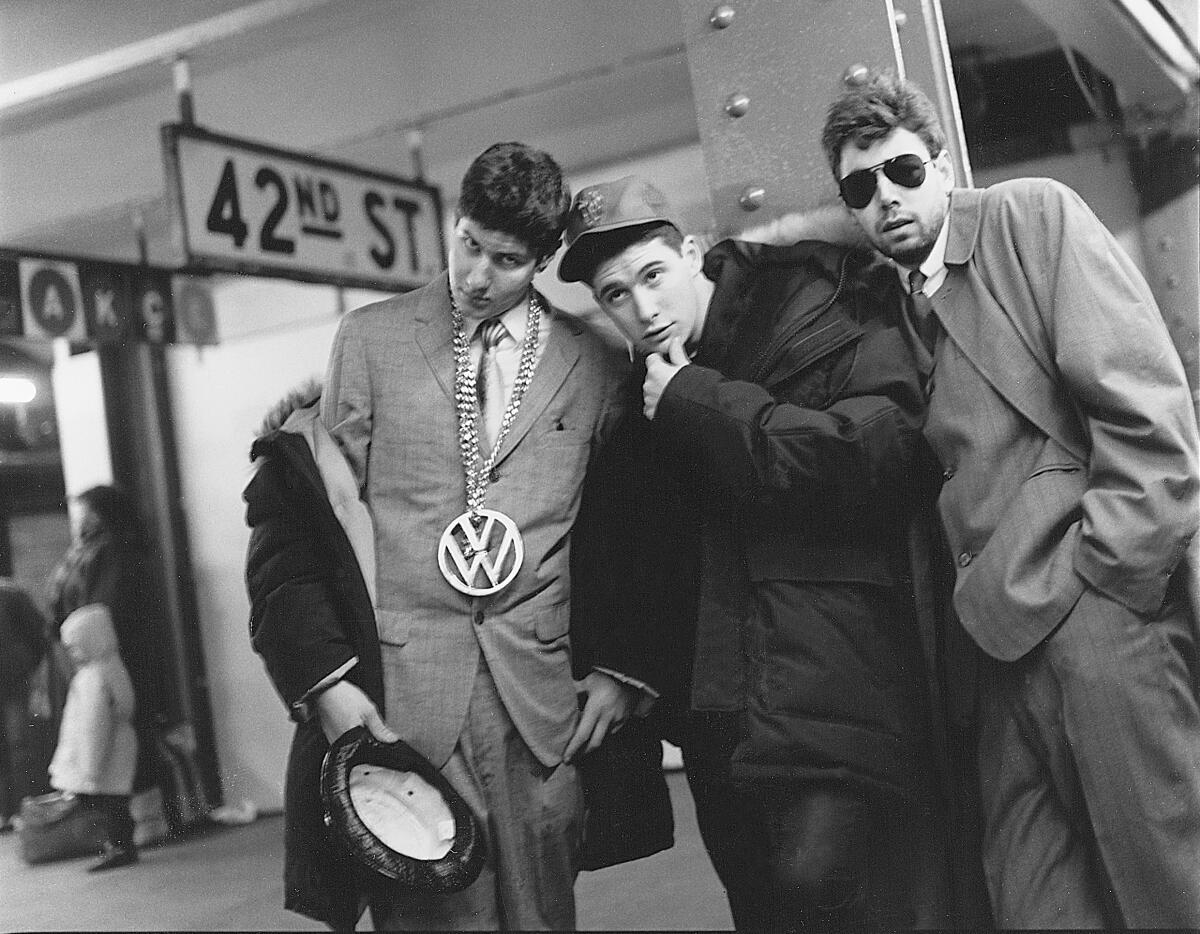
[0,0,338,119]
[677,0,971,233]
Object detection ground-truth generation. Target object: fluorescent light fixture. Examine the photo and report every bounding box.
[0,376,37,404]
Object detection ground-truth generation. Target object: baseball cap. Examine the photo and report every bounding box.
[321,727,486,896]
[558,176,674,282]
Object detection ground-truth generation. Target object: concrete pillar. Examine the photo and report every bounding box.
[99,343,221,806]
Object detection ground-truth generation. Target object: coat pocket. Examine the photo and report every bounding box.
[1027,462,1082,481]
[375,608,410,647]
[534,598,571,643]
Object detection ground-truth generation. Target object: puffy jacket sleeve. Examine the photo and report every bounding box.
[654,325,922,519]
[244,450,358,718]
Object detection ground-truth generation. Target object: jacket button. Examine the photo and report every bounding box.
[473,611,484,626]
[489,468,500,484]
[958,552,974,568]
[942,467,955,481]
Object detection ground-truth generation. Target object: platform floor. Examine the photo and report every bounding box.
[0,772,733,931]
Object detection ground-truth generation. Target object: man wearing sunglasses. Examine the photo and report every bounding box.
[823,71,1200,928]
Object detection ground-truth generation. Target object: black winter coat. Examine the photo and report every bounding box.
[245,399,379,931]
[581,239,935,804]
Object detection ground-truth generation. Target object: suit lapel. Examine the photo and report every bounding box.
[935,191,1088,462]
[414,274,456,406]
[492,308,579,470]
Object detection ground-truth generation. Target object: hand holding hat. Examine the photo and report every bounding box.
[315,680,398,745]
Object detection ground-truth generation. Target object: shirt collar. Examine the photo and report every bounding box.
[898,211,950,295]
[477,292,538,344]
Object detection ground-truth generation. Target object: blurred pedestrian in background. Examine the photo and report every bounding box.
[46,486,172,830]
[49,603,138,871]
[0,578,49,831]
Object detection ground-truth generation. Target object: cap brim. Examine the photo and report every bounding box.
[558,214,673,283]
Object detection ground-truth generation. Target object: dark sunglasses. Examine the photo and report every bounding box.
[838,153,932,209]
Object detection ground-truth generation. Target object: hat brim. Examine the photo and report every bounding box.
[321,727,486,896]
[558,214,673,283]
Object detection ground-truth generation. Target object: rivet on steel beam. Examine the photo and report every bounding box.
[893,10,909,27]
[710,4,735,29]
[843,64,870,86]
[724,92,751,118]
[739,185,766,211]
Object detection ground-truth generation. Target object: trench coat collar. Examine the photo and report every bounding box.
[943,187,984,267]
[932,189,1088,463]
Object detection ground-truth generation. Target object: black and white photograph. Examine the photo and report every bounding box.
[1,1,1197,930]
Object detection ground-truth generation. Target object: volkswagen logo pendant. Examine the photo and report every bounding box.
[438,509,524,596]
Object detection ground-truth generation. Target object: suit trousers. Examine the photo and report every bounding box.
[977,577,1200,928]
[371,656,583,931]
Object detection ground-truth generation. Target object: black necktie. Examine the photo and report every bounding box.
[908,269,939,357]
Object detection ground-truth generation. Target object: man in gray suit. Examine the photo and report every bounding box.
[822,71,1200,927]
[316,142,643,930]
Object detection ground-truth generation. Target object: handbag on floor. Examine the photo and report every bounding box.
[16,791,108,865]
[155,723,212,835]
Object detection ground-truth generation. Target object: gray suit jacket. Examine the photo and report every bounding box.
[926,180,1199,661]
[321,274,627,766]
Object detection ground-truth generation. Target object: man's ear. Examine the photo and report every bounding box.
[681,235,705,272]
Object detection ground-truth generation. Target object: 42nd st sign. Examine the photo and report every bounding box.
[162,124,445,292]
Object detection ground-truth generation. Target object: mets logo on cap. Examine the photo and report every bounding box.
[577,189,607,228]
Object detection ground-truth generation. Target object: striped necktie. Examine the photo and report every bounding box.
[475,317,507,444]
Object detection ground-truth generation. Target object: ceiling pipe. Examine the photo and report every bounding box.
[0,0,338,120]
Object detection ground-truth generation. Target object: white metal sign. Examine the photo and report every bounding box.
[163,124,445,291]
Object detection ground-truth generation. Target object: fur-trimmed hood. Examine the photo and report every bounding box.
[256,378,322,438]
[248,379,377,612]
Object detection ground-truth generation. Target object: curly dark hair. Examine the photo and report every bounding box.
[821,70,946,178]
[456,142,572,262]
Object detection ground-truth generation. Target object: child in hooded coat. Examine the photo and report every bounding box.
[49,603,139,870]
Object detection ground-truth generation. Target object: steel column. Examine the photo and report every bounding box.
[677,0,970,233]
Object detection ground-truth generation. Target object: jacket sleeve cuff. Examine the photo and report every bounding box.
[657,364,718,425]
[290,657,359,723]
[593,666,659,718]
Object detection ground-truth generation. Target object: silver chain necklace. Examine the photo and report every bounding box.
[437,286,541,596]
[450,288,542,514]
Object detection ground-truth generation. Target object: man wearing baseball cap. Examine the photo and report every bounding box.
[562,176,945,929]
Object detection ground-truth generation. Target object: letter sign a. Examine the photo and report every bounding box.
[19,259,86,340]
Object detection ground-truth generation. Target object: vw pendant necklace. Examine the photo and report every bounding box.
[437,288,541,596]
